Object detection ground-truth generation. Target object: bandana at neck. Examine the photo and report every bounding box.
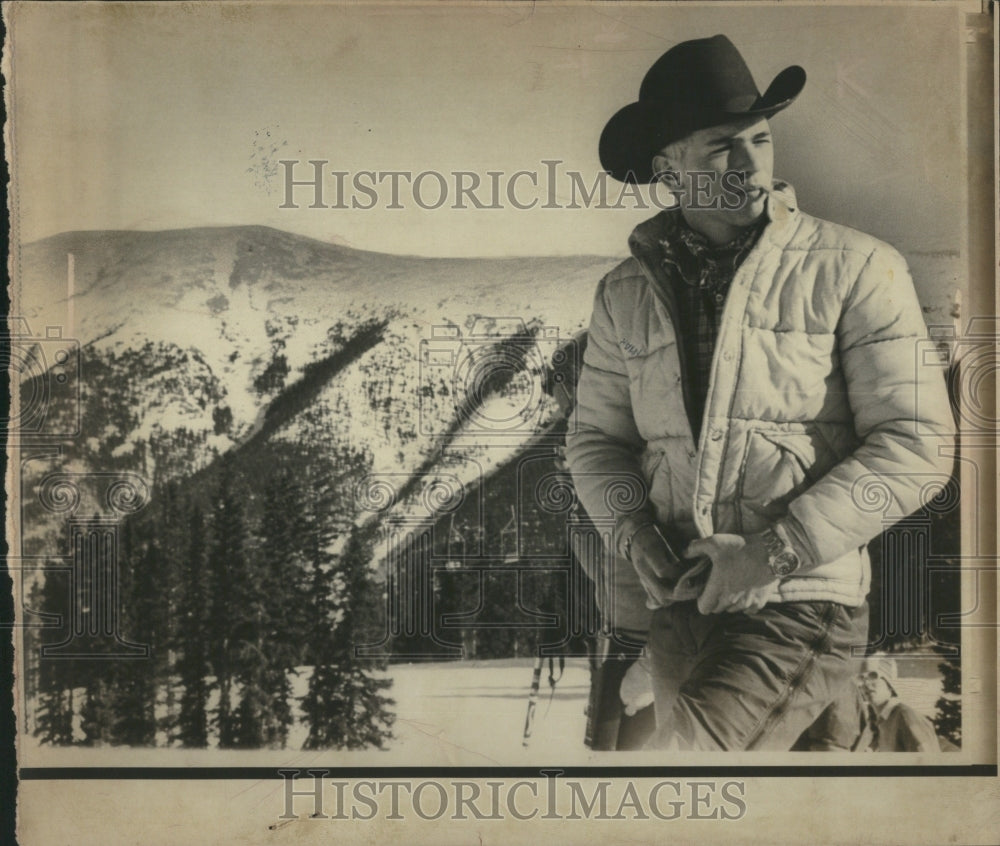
[659,212,766,294]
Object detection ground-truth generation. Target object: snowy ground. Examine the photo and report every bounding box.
[19,657,950,768]
[367,657,946,763]
[356,659,593,765]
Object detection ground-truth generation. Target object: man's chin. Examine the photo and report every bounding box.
[745,187,769,212]
[725,202,766,228]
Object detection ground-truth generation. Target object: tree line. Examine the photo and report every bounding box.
[28,442,394,750]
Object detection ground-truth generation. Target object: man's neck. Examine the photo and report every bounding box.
[680,208,763,247]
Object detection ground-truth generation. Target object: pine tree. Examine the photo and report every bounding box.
[107,664,157,746]
[933,650,961,748]
[45,514,122,747]
[176,504,211,747]
[246,462,308,748]
[107,514,157,746]
[228,460,300,749]
[31,563,76,745]
[22,581,44,737]
[156,480,189,742]
[301,525,394,750]
[208,457,249,748]
[34,682,75,746]
[229,601,269,748]
[79,677,116,746]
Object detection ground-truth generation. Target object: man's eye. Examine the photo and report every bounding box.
[754,137,771,145]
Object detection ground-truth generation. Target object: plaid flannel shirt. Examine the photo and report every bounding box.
[660,212,765,442]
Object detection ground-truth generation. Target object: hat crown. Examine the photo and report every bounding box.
[638,35,761,111]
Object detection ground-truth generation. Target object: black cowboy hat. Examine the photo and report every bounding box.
[599,35,805,184]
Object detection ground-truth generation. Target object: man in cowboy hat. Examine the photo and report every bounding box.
[564,35,955,750]
[858,656,941,752]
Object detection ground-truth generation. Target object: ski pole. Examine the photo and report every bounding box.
[522,655,544,747]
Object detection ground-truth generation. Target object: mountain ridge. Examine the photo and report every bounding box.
[17,224,618,551]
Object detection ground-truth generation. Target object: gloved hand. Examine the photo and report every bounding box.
[627,523,711,608]
[627,523,685,607]
[685,532,778,614]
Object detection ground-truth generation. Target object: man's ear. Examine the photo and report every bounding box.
[651,155,677,184]
[652,156,684,202]
[653,153,681,194]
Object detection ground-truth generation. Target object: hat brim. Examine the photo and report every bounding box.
[600,64,806,184]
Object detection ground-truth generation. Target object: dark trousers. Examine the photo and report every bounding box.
[646,599,869,751]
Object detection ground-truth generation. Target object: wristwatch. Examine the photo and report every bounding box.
[761,527,801,578]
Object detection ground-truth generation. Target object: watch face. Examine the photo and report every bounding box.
[771,550,800,577]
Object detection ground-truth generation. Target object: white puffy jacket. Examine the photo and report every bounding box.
[565,183,956,632]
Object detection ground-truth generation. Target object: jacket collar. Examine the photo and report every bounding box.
[876,695,903,722]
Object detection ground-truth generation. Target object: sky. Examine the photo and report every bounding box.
[8,2,966,259]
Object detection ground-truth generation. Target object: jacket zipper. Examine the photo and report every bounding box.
[628,195,792,535]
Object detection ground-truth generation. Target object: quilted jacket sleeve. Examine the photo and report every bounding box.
[777,245,956,567]
[565,273,656,556]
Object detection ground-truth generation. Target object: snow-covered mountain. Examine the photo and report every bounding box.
[17,225,621,536]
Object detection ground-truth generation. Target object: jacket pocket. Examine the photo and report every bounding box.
[736,428,833,529]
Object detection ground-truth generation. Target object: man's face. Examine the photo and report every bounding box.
[860,672,893,708]
[655,116,775,233]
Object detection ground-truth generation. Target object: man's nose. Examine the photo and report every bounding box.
[730,142,763,180]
